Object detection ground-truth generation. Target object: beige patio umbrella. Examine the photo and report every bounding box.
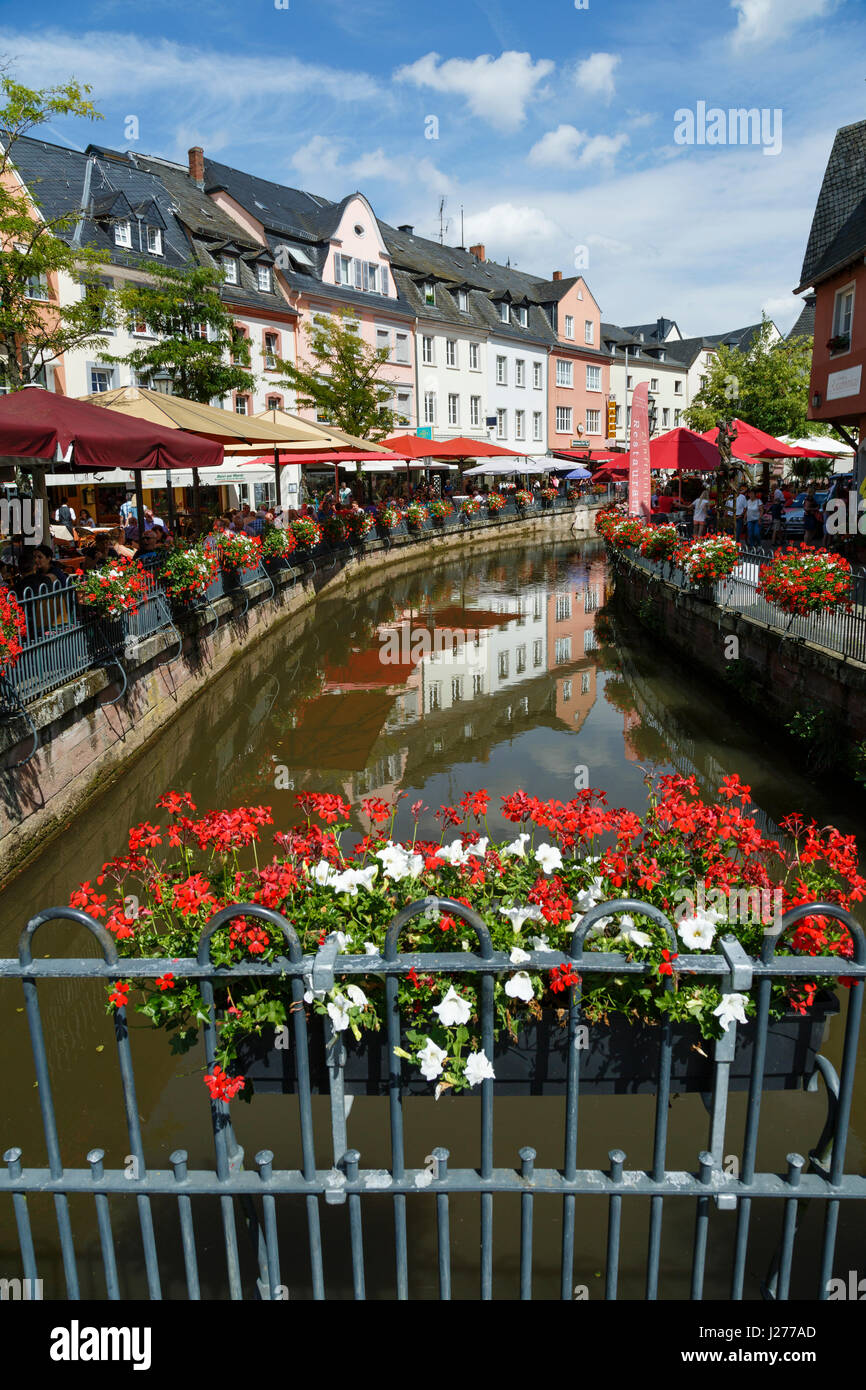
[254,406,394,453]
[79,385,333,523]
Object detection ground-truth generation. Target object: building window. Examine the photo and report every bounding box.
[496,355,507,385]
[626,374,633,388]
[380,267,389,296]
[395,332,410,364]
[395,391,412,426]
[451,677,463,703]
[562,680,572,702]
[586,408,601,434]
[584,320,594,344]
[146,226,163,255]
[422,335,434,365]
[555,636,572,664]
[556,595,571,622]
[266,395,283,411]
[586,365,601,391]
[362,263,378,293]
[130,316,149,337]
[674,408,682,426]
[674,379,682,394]
[556,406,572,434]
[264,332,279,369]
[496,408,507,439]
[424,281,436,305]
[428,682,442,711]
[89,367,113,393]
[498,652,509,680]
[472,672,483,696]
[585,588,599,612]
[448,393,459,426]
[565,314,574,339]
[469,342,480,370]
[499,301,509,323]
[114,221,132,248]
[230,327,248,365]
[832,285,855,350]
[223,256,238,285]
[517,306,527,327]
[516,644,527,674]
[470,396,481,427]
[699,374,707,388]
[515,358,525,387]
[662,407,670,428]
[515,409,525,439]
[584,629,597,653]
[533,411,543,441]
[458,289,469,313]
[446,339,457,367]
[256,263,273,293]
[555,359,573,388]
[376,327,391,357]
[533,360,543,389]
[424,391,436,425]
[235,394,249,415]
[334,254,351,284]
[650,376,659,391]
[533,638,543,667]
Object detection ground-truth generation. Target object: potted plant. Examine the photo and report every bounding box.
[539,486,559,508]
[375,505,401,536]
[639,523,680,564]
[159,544,220,606]
[322,514,347,547]
[757,545,852,617]
[212,530,263,584]
[486,491,506,514]
[677,534,740,597]
[429,499,454,527]
[341,509,374,545]
[74,556,152,619]
[406,502,429,531]
[76,777,861,1102]
[459,496,482,520]
[514,489,534,510]
[260,526,299,569]
[289,517,322,553]
[827,334,850,352]
[0,586,27,676]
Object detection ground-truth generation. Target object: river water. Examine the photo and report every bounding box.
[1,538,864,1299]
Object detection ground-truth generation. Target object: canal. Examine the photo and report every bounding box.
[1,537,864,1299]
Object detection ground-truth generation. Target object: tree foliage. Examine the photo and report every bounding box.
[105,261,256,403]
[276,310,396,438]
[682,316,826,440]
[0,73,110,388]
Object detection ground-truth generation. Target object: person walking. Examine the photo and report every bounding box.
[769,488,785,547]
[746,489,763,548]
[691,489,711,537]
[803,495,821,548]
[734,485,748,544]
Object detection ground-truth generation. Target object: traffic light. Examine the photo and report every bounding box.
[606,400,617,438]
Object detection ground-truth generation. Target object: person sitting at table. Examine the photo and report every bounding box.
[27,544,69,588]
[124,517,141,545]
[78,507,95,527]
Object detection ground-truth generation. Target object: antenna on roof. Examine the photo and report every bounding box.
[460,204,464,249]
[438,196,449,245]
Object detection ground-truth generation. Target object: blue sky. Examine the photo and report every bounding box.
[3,0,864,334]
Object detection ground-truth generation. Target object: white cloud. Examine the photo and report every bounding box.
[290,136,450,198]
[461,202,565,265]
[730,0,837,47]
[574,52,621,102]
[528,125,586,167]
[394,51,554,131]
[579,133,629,165]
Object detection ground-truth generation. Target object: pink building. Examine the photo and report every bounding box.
[542,275,611,451]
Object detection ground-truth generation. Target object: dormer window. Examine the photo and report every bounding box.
[114,221,132,248]
[146,226,163,256]
[458,289,469,313]
[223,256,238,285]
[256,263,273,292]
[499,302,509,324]
[516,305,528,327]
[424,282,436,306]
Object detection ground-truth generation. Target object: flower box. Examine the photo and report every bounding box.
[238,991,839,1097]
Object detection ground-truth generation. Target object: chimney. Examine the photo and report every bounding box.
[552,270,563,281]
[656,316,666,339]
[469,243,486,262]
[398,224,414,235]
[188,146,205,187]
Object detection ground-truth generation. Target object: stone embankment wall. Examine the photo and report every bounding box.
[0,508,585,881]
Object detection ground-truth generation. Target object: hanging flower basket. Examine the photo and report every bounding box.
[430,499,454,526]
[289,517,322,552]
[376,506,401,535]
[514,490,534,510]
[212,530,263,577]
[460,497,482,519]
[757,545,853,617]
[260,527,298,568]
[486,492,506,514]
[341,509,374,544]
[0,586,27,675]
[322,514,347,547]
[406,503,429,530]
[75,778,861,1103]
[677,535,740,590]
[159,544,220,605]
[640,524,680,564]
[74,557,152,618]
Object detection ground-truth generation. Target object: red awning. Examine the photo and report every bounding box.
[0,386,222,470]
[244,450,410,466]
[381,433,522,459]
[618,428,721,474]
[699,419,835,461]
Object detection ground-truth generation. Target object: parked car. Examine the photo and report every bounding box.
[782,490,829,538]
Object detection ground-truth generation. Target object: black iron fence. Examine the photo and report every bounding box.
[1,898,862,1301]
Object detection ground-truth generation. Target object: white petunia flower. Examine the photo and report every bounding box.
[501,833,530,859]
[678,915,717,951]
[330,870,361,896]
[535,843,563,875]
[311,859,337,886]
[621,927,653,948]
[713,993,748,1032]
[499,905,544,933]
[364,941,380,956]
[504,971,535,1003]
[530,934,555,953]
[464,837,488,859]
[510,947,531,965]
[327,994,351,1031]
[464,1050,496,1087]
[584,915,613,939]
[433,985,471,1027]
[345,985,368,1010]
[352,865,379,892]
[436,839,468,867]
[377,842,424,881]
[417,1036,447,1081]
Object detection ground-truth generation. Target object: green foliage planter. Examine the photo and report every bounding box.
[239,992,839,1097]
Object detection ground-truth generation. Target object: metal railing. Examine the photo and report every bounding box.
[625,546,866,663]
[1,897,863,1301]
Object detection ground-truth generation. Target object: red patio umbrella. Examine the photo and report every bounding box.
[617,428,721,474]
[380,433,521,459]
[699,420,834,461]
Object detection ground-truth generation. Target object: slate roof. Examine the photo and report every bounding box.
[798,121,866,290]
[789,294,816,340]
[6,133,192,272]
[622,317,680,343]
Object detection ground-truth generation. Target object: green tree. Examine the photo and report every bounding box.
[105,261,255,403]
[682,316,821,439]
[276,310,396,438]
[0,74,111,390]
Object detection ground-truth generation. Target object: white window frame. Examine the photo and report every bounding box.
[565,314,574,339]
[496,355,507,385]
[376,326,391,358]
[674,379,683,394]
[515,409,525,440]
[256,263,273,292]
[469,342,481,371]
[585,364,601,392]
[458,289,469,313]
[515,358,525,387]
[533,411,543,441]
[424,281,436,305]
[470,396,481,427]
[422,335,435,366]
[556,405,573,434]
[448,393,459,427]
[650,377,659,391]
[533,360,543,389]
[146,226,163,256]
[555,359,573,388]
[424,391,437,426]
[89,367,113,394]
[832,283,855,351]
[114,221,132,248]
[584,319,594,344]
[223,256,238,285]
[499,301,509,324]
[445,339,457,368]
[395,332,410,364]
[496,408,507,439]
[586,408,601,435]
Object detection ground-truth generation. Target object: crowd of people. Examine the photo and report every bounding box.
[650,478,838,550]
